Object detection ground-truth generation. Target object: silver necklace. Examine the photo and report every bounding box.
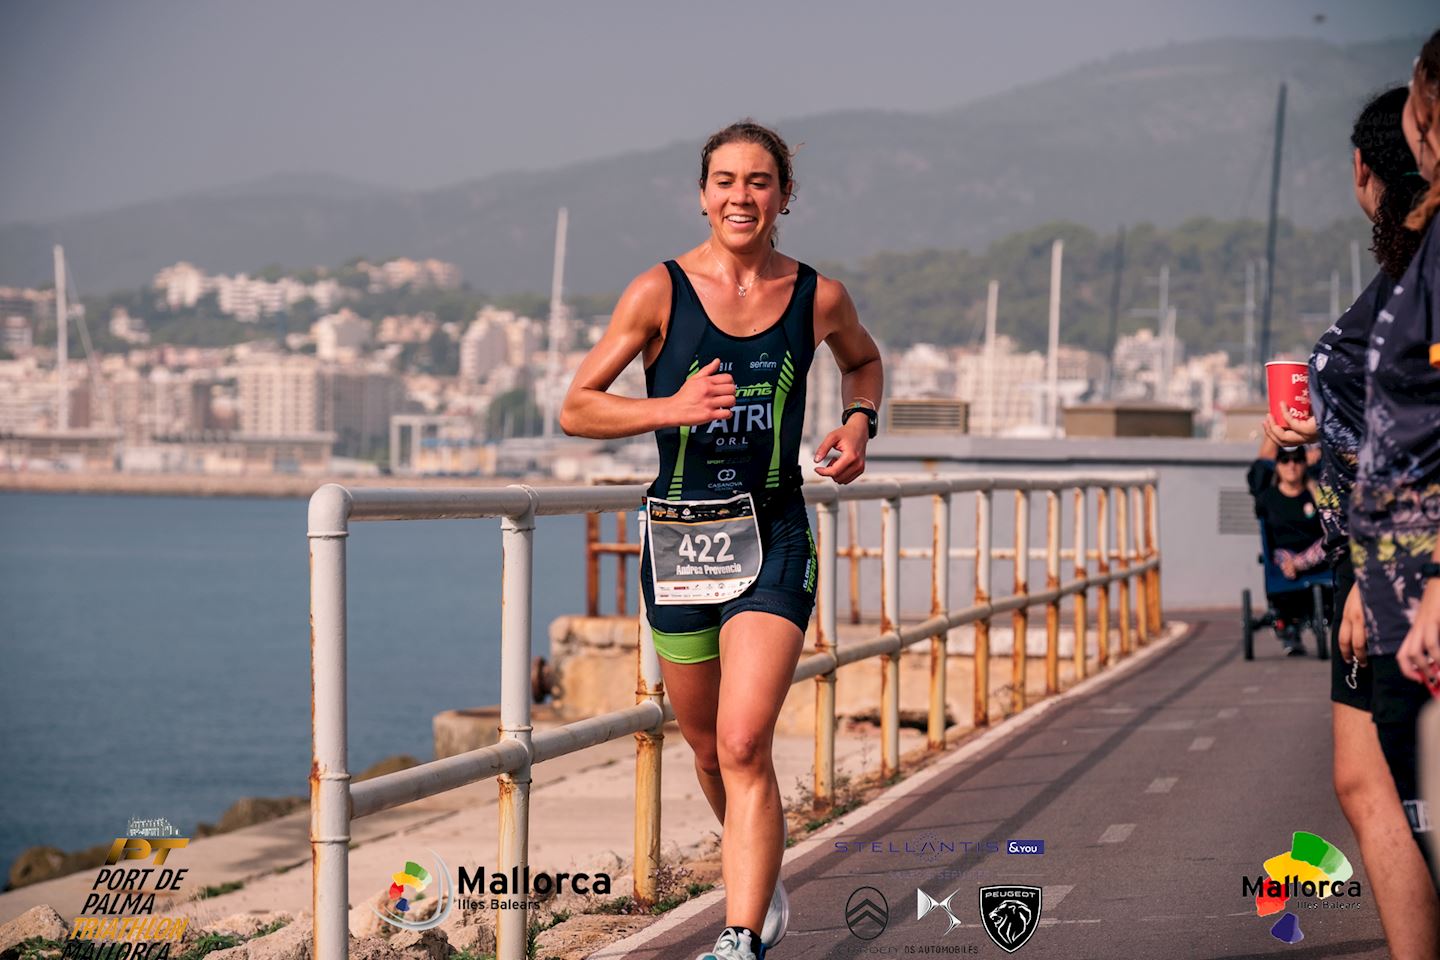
[711,246,773,298]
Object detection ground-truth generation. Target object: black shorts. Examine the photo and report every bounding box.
[640,492,817,664]
[1330,555,1372,711]
[1370,654,1437,876]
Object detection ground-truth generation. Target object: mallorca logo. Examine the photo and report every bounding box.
[1243,831,1361,944]
[373,853,454,930]
[978,885,1041,954]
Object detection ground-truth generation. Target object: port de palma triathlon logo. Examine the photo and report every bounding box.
[978,885,1042,953]
[373,853,454,931]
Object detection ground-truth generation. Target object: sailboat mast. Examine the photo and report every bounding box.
[1258,82,1286,394]
[54,244,68,432]
[543,207,569,441]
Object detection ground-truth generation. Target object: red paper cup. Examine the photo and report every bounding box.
[1265,361,1312,426]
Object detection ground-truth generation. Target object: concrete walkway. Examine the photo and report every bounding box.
[599,614,1388,960]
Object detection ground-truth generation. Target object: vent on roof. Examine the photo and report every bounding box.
[885,399,968,435]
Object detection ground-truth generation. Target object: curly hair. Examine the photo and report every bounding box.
[699,120,795,246]
[1352,87,1426,277]
[1404,29,1440,233]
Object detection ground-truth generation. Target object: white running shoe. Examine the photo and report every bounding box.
[761,818,789,949]
[697,927,760,960]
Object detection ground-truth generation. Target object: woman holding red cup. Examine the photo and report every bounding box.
[1264,77,1438,949]
[1350,31,1440,907]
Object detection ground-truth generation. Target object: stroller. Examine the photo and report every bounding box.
[1241,520,1332,661]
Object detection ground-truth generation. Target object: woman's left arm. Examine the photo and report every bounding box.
[813,276,883,484]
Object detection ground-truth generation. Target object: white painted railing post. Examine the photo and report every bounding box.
[496,488,537,960]
[308,484,352,960]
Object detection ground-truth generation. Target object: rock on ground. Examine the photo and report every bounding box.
[0,905,69,957]
[207,915,313,960]
[201,912,294,940]
[385,929,450,960]
[533,913,656,960]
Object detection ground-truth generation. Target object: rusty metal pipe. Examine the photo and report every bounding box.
[974,490,993,728]
[1113,486,1132,658]
[1012,490,1030,713]
[1096,487,1111,669]
[1073,487,1088,682]
[880,496,901,778]
[1045,490,1061,696]
[929,493,952,750]
[814,500,838,810]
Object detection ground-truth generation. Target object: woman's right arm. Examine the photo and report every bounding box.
[560,265,736,439]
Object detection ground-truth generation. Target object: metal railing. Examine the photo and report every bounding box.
[307,472,1161,960]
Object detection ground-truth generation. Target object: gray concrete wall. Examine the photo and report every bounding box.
[854,435,1265,613]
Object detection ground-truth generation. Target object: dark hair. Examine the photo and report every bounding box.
[699,121,795,246]
[1352,87,1425,277]
[1405,29,1440,232]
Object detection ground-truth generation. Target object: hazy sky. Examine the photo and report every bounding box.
[1,0,1434,225]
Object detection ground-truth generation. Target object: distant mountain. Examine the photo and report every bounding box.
[0,35,1420,296]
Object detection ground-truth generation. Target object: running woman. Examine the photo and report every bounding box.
[1264,86,1437,956]
[560,120,884,960]
[1348,28,1440,900]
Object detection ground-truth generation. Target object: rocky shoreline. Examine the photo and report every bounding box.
[4,756,422,892]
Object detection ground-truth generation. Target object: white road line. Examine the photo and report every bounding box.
[1146,776,1178,794]
[1217,707,1239,719]
[1189,736,1215,751]
[1098,823,1135,843]
[1142,719,1195,731]
[1242,685,1261,694]
[1043,884,1074,909]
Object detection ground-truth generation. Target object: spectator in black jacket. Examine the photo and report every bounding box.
[1248,436,1329,654]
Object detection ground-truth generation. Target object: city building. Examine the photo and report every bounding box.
[236,357,405,459]
[312,309,372,362]
[952,336,1046,436]
[460,308,519,383]
[389,414,492,475]
[2,315,34,354]
[377,313,440,345]
[109,307,150,345]
[152,262,211,309]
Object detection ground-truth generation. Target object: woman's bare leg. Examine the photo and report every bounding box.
[659,655,727,821]
[714,611,804,931]
[1332,702,1440,960]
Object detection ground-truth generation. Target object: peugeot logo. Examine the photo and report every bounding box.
[846,886,889,940]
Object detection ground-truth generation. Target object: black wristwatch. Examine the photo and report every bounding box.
[842,403,879,439]
[1422,562,1440,580]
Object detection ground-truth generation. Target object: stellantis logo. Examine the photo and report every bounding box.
[1007,839,1045,855]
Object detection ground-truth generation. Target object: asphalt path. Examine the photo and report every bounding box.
[614,615,1389,960]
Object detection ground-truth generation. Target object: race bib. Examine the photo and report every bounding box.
[646,493,763,605]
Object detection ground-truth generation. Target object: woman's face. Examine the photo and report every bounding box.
[1276,457,1306,484]
[1403,76,1439,181]
[1352,149,1381,221]
[700,142,786,252]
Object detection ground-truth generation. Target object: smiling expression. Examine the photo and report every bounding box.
[700,142,789,252]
